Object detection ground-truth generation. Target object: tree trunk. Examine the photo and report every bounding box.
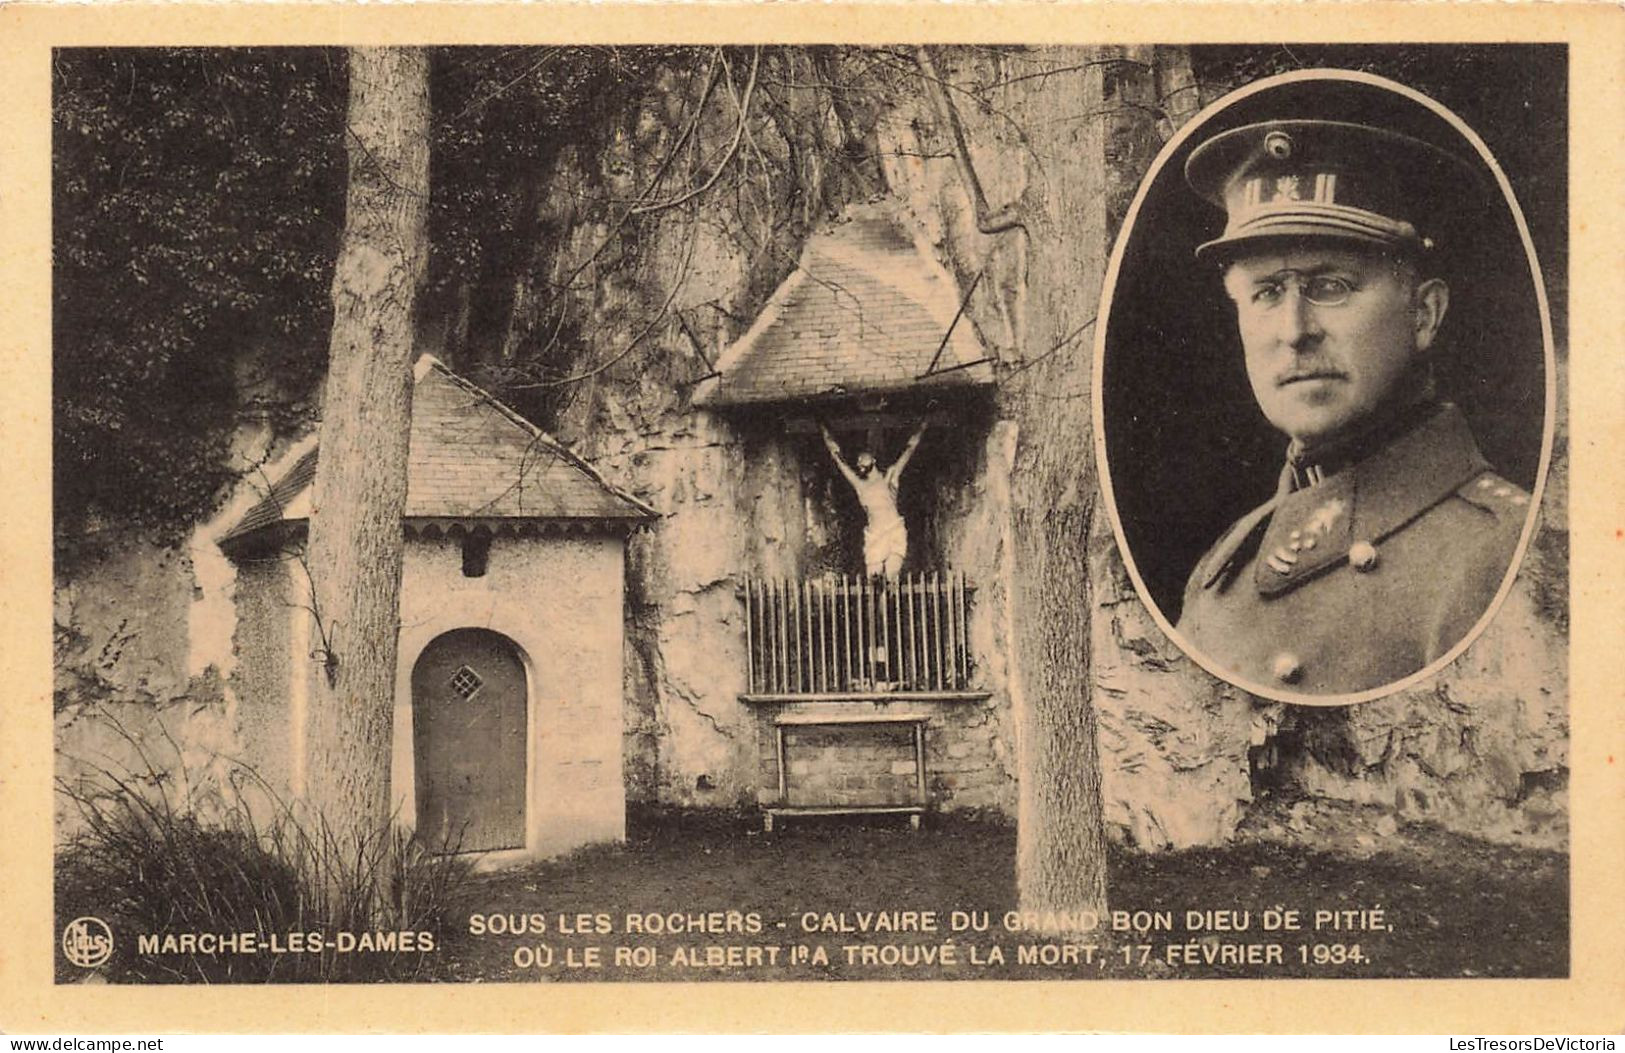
[1004,46,1185,921]
[303,48,430,850]
[1001,54,1111,921]
[949,46,1175,922]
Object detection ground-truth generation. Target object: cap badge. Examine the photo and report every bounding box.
[1275,174,1304,201]
[1264,130,1294,160]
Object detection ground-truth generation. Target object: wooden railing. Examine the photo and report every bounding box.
[744,572,975,696]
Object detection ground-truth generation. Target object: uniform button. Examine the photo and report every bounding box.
[1271,652,1303,684]
[1494,486,1511,498]
[1349,541,1379,571]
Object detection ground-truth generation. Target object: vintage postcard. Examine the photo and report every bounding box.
[1,1,1621,1036]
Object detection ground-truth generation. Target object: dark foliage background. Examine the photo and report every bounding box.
[51,46,705,562]
[53,49,347,558]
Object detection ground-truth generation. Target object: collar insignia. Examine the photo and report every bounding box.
[1303,498,1346,536]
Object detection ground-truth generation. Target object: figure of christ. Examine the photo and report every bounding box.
[819,421,928,579]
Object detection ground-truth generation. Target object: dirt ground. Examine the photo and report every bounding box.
[427,799,1568,983]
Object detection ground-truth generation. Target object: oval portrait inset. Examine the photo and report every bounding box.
[1095,69,1556,704]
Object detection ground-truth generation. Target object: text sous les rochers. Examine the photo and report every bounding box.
[466,907,1391,937]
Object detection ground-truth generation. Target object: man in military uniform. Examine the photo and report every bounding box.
[1175,117,1531,697]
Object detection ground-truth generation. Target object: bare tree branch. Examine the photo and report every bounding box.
[630,47,760,217]
[512,233,695,391]
[545,48,725,295]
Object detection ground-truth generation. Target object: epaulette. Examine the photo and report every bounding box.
[1455,470,1532,519]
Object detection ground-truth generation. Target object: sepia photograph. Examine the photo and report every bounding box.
[3,6,1619,1035]
[1097,60,1558,703]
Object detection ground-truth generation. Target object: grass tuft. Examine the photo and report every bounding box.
[55,733,473,984]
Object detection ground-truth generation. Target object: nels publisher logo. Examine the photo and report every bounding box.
[62,916,113,969]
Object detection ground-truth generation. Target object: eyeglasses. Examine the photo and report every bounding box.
[1244,273,1359,309]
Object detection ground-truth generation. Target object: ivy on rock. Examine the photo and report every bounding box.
[53,48,346,556]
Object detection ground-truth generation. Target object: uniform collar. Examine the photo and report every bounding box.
[1284,376,1439,490]
[1251,402,1489,596]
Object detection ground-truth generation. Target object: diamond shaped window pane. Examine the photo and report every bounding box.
[449,665,483,700]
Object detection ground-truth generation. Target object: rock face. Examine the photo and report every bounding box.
[1091,542,1258,851]
[52,46,1568,855]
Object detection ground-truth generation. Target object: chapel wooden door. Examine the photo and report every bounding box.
[411,628,527,852]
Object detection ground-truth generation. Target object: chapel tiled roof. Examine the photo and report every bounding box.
[221,449,318,544]
[691,206,994,408]
[219,357,657,555]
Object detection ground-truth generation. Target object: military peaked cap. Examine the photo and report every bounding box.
[1185,119,1477,264]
